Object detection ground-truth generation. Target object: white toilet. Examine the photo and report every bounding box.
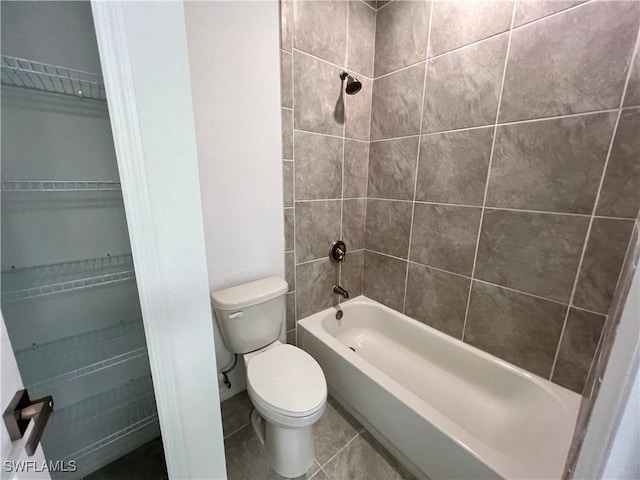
[211,276,327,478]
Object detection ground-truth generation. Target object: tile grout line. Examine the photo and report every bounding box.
[368,246,600,309]
[293,47,373,82]
[548,26,640,380]
[362,3,377,297]
[338,0,351,296]
[294,197,637,221]
[461,0,517,342]
[357,0,377,12]
[222,421,251,441]
[374,58,427,81]
[291,0,298,337]
[373,0,595,79]
[318,431,362,472]
[297,249,366,268]
[303,106,625,144]
[402,0,434,315]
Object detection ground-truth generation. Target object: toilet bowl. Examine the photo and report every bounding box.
[211,277,327,478]
[244,341,327,477]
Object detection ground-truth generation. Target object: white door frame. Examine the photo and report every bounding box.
[91,2,226,479]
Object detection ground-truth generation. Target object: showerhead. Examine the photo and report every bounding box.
[339,71,362,95]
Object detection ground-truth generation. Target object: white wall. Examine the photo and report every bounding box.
[184,0,284,400]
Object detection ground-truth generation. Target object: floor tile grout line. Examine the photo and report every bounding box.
[318,431,362,472]
[461,1,516,342]
[402,0,434,315]
[549,26,640,380]
[222,421,251,441]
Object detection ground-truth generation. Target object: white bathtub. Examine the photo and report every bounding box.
[298,296,580,480]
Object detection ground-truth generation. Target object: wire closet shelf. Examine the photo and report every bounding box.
[1,55,106,101]
[1,180,121,192]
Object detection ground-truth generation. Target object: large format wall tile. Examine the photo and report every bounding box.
[405,263,470,338]
[500,1,640,122]
[294,52,344,136]
[281,0,292,51]
[282,108,293,159]
[365,199,412,258]
[342,199,366,250]
[374,0,429,77]
[423,34,508,133]
[416,127,493,205]
[552,308,605,394]
[343,140,368,198]
[281,50,293,108]
[428,0,513,57]
[294,131,343,200]
[624,51,640,107]
[464,281,566,377]
[475,210,589,302]
[487,112,616,214]
[410,203,481,276]
[513,0,584,27]
[574,218,634,314]
[283,161,293,207]
[293,0,348,66]
[371,63,425,140]
[341,250,364,297]
[348,0,376,77]
[345,75,372,141]
[296,258,337,318]
[286,292,295,330]
[285,208,294,251]
[367,137,419,200]
[363,250,407,311]
[285,251,295,292]
[296,200,341,262]
[597,109,640,218]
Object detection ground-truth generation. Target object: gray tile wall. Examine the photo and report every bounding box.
[280,0,640,396]
[279,0,376,343]
[361,0,640,395]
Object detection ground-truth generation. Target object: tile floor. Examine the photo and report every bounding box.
[221,391,414,480]
[86,390,414,480]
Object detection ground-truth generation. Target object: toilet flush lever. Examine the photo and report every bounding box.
[228,311,244,319]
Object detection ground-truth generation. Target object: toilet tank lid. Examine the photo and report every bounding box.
[211,276,288,309]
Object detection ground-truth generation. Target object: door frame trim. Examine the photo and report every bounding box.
[90,2,226,478]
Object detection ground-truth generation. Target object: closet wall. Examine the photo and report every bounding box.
[1,2,159,477]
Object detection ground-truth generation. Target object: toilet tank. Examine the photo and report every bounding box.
[211,276,288,354]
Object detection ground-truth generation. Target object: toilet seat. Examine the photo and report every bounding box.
[246,344,327,419]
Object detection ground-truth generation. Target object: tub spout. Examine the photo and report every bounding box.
[333,284,349,299]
